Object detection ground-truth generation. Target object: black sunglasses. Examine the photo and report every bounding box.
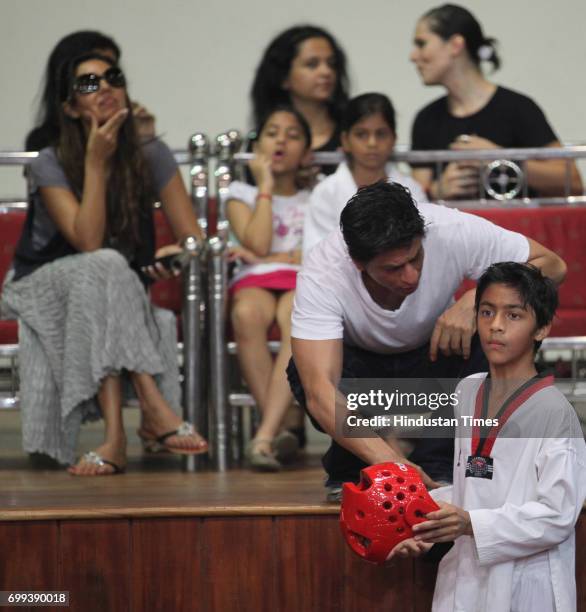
[72,66,126,95]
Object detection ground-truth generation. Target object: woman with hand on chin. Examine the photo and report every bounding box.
[409,3,582,200]
[26,30,156,152]
[2,52,207,474]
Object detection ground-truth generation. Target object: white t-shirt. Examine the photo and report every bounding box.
[227,181,310,285]
[292,202,530,354]
[303,161,428,256]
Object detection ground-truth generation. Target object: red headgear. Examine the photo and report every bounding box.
[340,462,439,564]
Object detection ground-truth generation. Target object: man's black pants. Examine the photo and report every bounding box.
[287,337,487,485]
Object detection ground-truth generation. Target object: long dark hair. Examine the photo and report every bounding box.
[26,31,121,151]
[250,25,349,128]
[423,4,501,70]
[57,53,153,254]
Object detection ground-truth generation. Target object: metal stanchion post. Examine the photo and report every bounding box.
[189,133,209,234]
[181,134,209,472]
[183,134,209,471]
[223,131,244,464]
[182,235,206,472]
[207,233,229,471]
[207,132,240,470]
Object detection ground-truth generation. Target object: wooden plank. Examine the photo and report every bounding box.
[0,505,337,521]
[131,518,202,611]
[202,517,275,612]
[342,536,414,611]
[0,521,58,590]
[1,462,580,522]
[413,556,440,612]
[59,520,130,612]
[0,467,338,521]
[275,516,345,612]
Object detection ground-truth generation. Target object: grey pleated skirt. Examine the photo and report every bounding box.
[1,249,181,465]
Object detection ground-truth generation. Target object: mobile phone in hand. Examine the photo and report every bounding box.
[142,253,183,272]
[150,253,184,273]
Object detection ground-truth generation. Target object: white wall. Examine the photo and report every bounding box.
[2,0,585,196]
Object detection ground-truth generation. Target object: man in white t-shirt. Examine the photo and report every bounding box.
[288,181,566,499]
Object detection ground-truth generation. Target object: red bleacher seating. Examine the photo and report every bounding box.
[1,204,585,345]
[468,207,586,337]
[0,209,26,344]
[0,208,185,346]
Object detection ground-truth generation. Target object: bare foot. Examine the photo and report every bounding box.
[68,441,127,476]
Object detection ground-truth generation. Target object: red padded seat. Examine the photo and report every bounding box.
[0,320,18,344]
[0,209,26,285]
[0,210,26,345]
[460,207,586,336]
[0,208,187,343]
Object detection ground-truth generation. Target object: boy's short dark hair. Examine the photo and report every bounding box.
[340,181,425,263]
[475,262,558,350]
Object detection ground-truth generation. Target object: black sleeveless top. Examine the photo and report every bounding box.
[13,139,177,284]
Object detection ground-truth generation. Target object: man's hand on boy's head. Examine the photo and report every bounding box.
[429,289,477,362]
[412,501,473,543]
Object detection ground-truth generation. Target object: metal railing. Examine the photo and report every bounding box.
[233,144,586,209]
[2,137,586,471]
[220,135,586,416]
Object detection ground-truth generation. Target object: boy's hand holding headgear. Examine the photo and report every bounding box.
[340,462,440,564]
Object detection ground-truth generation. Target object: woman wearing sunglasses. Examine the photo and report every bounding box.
[2,53,207,475]
[26,30,155,152]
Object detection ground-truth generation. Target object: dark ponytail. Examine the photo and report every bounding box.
[423,4,501,71]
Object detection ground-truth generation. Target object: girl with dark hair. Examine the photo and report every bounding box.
[26,30,154,152]
[410,3,582,199]
[303,93,426,254]
[250,25,350,175]
[2,53,207,474]
[226,107,312,471]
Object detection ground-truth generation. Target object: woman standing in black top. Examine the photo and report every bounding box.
[251,25,350,175]
[409,4,582,199]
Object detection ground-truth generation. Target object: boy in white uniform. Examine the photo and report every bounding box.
[390,262,586,612]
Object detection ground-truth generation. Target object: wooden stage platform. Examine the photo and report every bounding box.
[0,451,437,612]
[1,449,585,611]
